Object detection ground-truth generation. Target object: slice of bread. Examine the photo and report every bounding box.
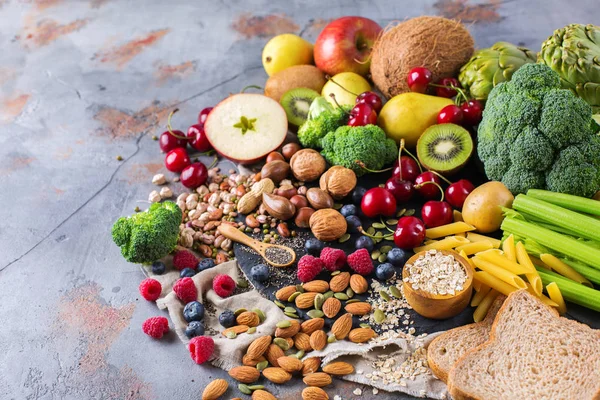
[427,296,505,383]
[448,290,600,400]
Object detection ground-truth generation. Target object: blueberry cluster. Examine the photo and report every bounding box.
[183,301,206,338]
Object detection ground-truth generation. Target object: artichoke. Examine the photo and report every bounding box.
[539,23,600,112]
[459,42,536,100]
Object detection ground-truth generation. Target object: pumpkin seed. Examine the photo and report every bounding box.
[252,309,266,323]
[379,290,390,301]
[295,284,305,293]
[345,298,360,304]
[277,320,292,328]
[367,226,376,235]
[360,323,371,329]
[374,231,383,244]
[287,292,301,302]
[307,309,324,319]
[331,270,341,276]
[284,312,299,319]
[323,290,334,300]
[374,309,385,323]
[338,233,351,243]
[239,384,252,395]
[333,203,343,210]
[314,294,325,310]
[346,287,354,298]
[383,234,395,241]
[327,335,337,343]
[274,338,290,350]
[294,350,305,359]
[372,222,386,229]
[234,308,247,316]
[378,253,387,263]
[389,286,401,298]
[405,209,415,216]
[247,327,256,334]
[283,307,296,314]
[256,360,269,371]
[226,331,237,339]
[334,292,349,300]
[380,245,393,254]
[237,279,249,288]
[248,385,265,391]
[396,208,406,218]
[385,219,398,226]
[274,300,285,309]
[371,250,381,260]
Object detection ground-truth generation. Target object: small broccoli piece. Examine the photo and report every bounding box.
[509,127,554,171]
[509,63,560,93]
[112,201,182,264]
[502,166,545,195]
[321,125,398,176]
[539,89,593,148]
[482,141,512,181]
[297,106,351,149]
[546,146,600,197]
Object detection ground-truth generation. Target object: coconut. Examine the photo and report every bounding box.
[370,16,475,99]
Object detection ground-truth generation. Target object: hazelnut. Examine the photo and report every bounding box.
[281,142,301,160]
[289,149,326,182]
[295,207,316,228]
[262,192,296,221]
[261,160,290,184]
[309,209,347,241]
[319,166,357,200]
[274,184,297,199]
[306,188,334,210]
[266,151,285,163]
[289,194,308,209]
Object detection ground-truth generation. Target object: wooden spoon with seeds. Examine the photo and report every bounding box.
[218,223,296,267]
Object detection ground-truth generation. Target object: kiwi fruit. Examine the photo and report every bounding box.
[265,65,326,102]
[280,88,320,126]
[416,123,473,175]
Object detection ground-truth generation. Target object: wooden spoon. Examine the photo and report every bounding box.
[218,223,296,268]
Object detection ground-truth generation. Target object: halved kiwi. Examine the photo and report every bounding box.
[416,123,474,175]
[280,87,320,126]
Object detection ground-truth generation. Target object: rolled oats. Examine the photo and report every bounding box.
[403,250,467,295]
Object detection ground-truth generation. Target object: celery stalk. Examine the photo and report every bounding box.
[527,189,600,216]
[561,258,600,285]
[537,269,600,311]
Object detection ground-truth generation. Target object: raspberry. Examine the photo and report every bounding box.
[189,336,214,364]
[172,250,198,271]
[173,277,197,303]
[347,248,374,275]
[212,274,236,298]
[142,316,169,339]
[297,255,324,283]
[320,247,346,271]
[139,278,162,301]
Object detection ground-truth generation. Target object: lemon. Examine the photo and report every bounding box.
[262,34,314,76]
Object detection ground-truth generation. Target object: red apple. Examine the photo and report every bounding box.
[314,16,382,77]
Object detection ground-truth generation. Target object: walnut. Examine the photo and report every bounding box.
[289,149,326,182]
[319,166,357,200]
[309,208,347,241]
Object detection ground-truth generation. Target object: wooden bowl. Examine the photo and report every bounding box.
[402,250,473,320]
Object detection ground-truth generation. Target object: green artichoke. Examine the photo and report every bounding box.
[539,23,600,112]
[459,42,536,100]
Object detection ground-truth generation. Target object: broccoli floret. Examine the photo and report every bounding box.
[509,127,554,171]
[297,106,351,149]
[321,125,398,177]
[508,63,560,93]
[546,146,600,197]
[501,166,545,195]
[539,89,592,148]
[112,201,182,264]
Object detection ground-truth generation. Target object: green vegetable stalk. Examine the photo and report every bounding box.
[537,268,600,311]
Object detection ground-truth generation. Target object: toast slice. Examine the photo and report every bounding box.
[427,296,505,383]
[448,290,600,400]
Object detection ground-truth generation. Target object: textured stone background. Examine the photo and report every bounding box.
[0,0,597,399]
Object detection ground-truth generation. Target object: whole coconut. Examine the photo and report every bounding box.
[370,16,475,99]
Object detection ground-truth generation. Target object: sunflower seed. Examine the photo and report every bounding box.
[253,309,266,322]
[379,290,390,301]
[247,327,256,334]
[226,331,237,339]
[237,279,249,288]
[256,360,269,371]
[374,309,385,323]
[314,294,325,310]
[371,250,381,260]
[323,290,334,300]
[307,309,324,319]
[248,385,265,391]
[327,335,337,343]
[287,292,301,302]
[274,338,290,350]
[338,233,351,243]
[239,384,252,395]
[385,219,398,226]
[234,308,247,316]
[277,320,292,328]
[334,292,349,300]
[331,271,341,276]
[274,300,285,309]
[283,307,296,314]
[389,286,401,298]
[372,222,386,229]
[346,287,354,298]
[284,312,299,319]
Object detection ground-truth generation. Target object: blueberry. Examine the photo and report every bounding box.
[219,309,236,328]
[346,215,362,233]
[376,263,395,281]
[250,264,270,283]
[340,204,357,217]
[355,236,374,252]
[183,301,205,322]
[387,248,408,267]
[185,321,205,338]
[352,186,367,205]
[152,260,166,275]
[197,258,216,272]
[180,267,196,278]
[305,238,324,256]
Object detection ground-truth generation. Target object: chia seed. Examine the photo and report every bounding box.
[264,246,293,265]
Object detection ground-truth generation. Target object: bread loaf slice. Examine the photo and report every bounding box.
[427,296,505,383]
[448,290,600,400]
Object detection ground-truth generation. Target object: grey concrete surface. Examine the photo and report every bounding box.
[0,0,598,399]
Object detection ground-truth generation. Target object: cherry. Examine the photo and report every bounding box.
[159,130,187,153]
[394,216,426,249]
[180,162,208,188]
[348,103,377,127]
[437,105,464,125]
[361,187,397,218]
[392,156,420,182]
[165,147,191,173]
[414,172,442,199]
[445,179,475,209]
[187,124,212,152]
[435,77,461,98]
[407,67,433,93]
[197,107,213,125]
[421,200,453,228]
[460,99,483,126]
[385,176,414,203]
[356,91,383,113]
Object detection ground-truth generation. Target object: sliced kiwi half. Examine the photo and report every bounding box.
[280,87,320,126]
[416,123,474,175]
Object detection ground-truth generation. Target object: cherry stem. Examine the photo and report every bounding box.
[329,93,350,115]
[167,109,190,140]
[241,85,263,93]
[355,160,392,174]
[326,76,359,96]
[207,154,218,169]
[358,227,393,240]
[427,170,453,185]
[414,180,445,202]
[428,82,470,105]
[380,217,396,233]
[400,142,423,174]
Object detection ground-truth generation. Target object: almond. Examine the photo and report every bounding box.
[322,297,341,319]
[330,313,352,340]
[246,335,272,360]
[301,318,325,335]
[222,325,249,337]
[262,367,292,384]
[293,332,313,351]
[322,361,354,376]
[348,327,376,343]
[285,337,294,348]
[275,319,300,338]
[349,274,368,294]
[236,311,260,327]
[302,386,329,400]
[295,292,319,309]
[277,356,303,372]
[265,344,285,367]
[309,330,327,351]
[302,357,321,375]
[275,285,297,301]
[344,302,372,316]
[302,280,329,293]
[202,378,228,400]
[228,366,260,383]
[252,390,277,400]
[329,272,350,292]
[302,372,332,387]
[242,354,266,366]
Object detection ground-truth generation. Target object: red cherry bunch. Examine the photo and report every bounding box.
[348,91,383,127]
[406,67,483,127]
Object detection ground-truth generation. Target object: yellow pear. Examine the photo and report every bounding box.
[378,93,453,148]
[321,72,371,106]
[262,34,314,76]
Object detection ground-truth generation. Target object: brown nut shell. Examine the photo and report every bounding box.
[266,151,285,163]
[274,185,297,199]
[262,192,296,221]
[290,194,308,209]
[306,188,334,210]
[290,149,326,182]
[260,160,290,184]
[295,207,315,228]
[282,142,301,160]
[309,209,347,241]
[319,166,357,200]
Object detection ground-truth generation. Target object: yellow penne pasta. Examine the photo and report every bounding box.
[526,273,543,296]
[473,289,499,322]
[424,239,437,245]
[456,232,466,238]
[540,253,593,287]
[471,285,492,307]
[546,282,567,314]
[502,234,516,262]
[466,232,502,248]
[453,210,464,222]
[539,294,559,308]
[425,222,476,239]
[455,241,494,256]
[473,271,519,296]
[459,249,476,271]
[525,282,537,296]
[515,242,543,296]
[472,257,527,289]
[413,236,470,252]
[476,250,532,275]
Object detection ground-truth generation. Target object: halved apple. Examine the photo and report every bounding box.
[204,94,288,164]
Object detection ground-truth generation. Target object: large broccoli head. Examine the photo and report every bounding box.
[477,63,600,197]
[297,106,352,149]
[112,201,182,264]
